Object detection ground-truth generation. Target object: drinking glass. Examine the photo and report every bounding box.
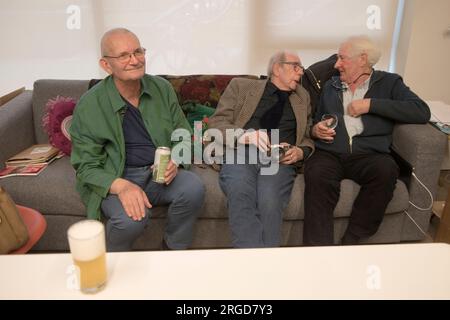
[321,114,338,143]
[269,144,291,162]
[67,220,107,293]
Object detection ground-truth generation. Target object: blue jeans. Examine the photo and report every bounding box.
[219,153,297,248]
[101,166,205,252]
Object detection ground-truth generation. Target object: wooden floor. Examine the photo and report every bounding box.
[427,170,450,243]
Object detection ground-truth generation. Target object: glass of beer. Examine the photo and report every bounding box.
[67,220,107,294]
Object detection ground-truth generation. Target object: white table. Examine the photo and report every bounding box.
[1,243,450,299]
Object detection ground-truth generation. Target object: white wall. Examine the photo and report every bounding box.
[399,0,450,104]
[0,1,101,95]
[0,0,398,94]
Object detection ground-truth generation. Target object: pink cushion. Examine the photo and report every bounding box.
[42,96,76,155]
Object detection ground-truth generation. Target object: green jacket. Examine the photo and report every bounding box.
[70,75,192,219]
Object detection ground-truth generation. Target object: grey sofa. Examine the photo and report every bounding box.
[0,78,446,252]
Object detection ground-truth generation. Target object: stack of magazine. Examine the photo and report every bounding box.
[428,101,450,135]
[0,144,62,178]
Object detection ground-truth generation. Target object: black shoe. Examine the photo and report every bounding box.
[161,239,171,250]
[341,231,360,245]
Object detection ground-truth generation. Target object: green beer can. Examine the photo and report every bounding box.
[152,147,171,184]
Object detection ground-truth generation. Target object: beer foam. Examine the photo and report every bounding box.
[68,220,105,261]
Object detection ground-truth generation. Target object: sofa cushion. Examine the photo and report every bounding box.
[0,156,409,223]
[88,75,260,109]
[191,165,410,220]
[162,75,259,107]
[42,96,76,155]
[0,157,85,217]
[33,80,90,144]
[191,165,227,218]
[284,176,410,220]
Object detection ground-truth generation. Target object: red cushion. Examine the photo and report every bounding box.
[42,96,76,155]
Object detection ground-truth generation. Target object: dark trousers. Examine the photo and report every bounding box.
[303,150,399,246]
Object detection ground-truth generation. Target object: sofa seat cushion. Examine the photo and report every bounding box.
[285,176,409,220]
[0,159,409,222]
[0,157,85,217]
[191,165,410,220]
[191,165,227,218]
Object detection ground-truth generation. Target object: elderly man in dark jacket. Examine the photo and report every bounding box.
[303,35,430,246]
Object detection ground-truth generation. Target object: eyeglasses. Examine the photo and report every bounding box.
[280,61,305,72]
[103,47,146,63]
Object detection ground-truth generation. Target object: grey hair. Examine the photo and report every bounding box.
[343,35,381,67]
[101,28,137,57]
[267,51,285,78]
[267,50,299,78]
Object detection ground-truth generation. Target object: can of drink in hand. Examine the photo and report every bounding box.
[152,147,171,184]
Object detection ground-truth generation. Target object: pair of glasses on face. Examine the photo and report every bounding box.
[280,61,305,73]
[103,47,146,63]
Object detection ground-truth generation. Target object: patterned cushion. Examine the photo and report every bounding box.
[88,75,260,109]
[42,96,76,155]
[161,74,259,108]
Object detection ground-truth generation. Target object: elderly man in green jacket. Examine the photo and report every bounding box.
[70,28,205,251]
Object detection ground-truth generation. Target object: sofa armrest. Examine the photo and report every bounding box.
[0,91,35,169]
[392,123,447,240]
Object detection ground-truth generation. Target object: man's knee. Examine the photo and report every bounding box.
[175,171,205,206]
[109,211,149,233]
[185,176,206,204]
[370,158,399,184]
[219,168,255,196]
[259,197,284,213]
[258,185,290,210]
[305,168,340,192]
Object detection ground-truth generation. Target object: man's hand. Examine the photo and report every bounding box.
[237,130,270,152]
[280,144,304,164]
[110,178,152,221]
[164,160,178,185]
[312,121,336,142]
[347,98,371,117]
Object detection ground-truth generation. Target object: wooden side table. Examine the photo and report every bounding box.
[0,87,25,106]
[435,188,450,243]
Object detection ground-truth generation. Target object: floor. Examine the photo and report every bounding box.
[425,214,440,242]
[422,170,450,242]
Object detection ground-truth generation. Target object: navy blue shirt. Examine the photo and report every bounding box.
[122,99,156,167]
[244,81,296,145]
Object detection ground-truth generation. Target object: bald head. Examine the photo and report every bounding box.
[99,28,146,81]
[101,28,138,57]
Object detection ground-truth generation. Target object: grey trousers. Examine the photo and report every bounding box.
[219,146,297,248]
[101,166,205,252]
